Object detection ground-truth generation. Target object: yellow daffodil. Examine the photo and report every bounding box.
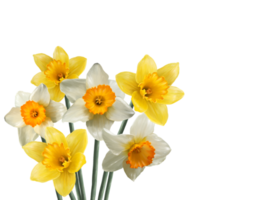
[100,113,174,183]
[31,46,87,102]
[60,63,135,141]
[23,127,88,196]
[4,84,66,145]
[116,55,184,125]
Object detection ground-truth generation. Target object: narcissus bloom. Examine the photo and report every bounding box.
[60,63,135,141]
[31,46,87,102]
[116,55,184,125]
[102,114,171,181]
[23,127,87,196]
[4,84,66,145]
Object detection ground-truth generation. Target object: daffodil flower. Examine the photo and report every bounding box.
[31,46,87,102]
[60,63,135,141]
[22,127,87,196]
[116,55,184,125]
[102,114,171,181]
[4,84,66,145]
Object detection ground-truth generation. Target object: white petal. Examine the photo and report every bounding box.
[30,84,50,106]
[60,79,86,103]
[5,107,25,128]
[148,157,166,167]
[123,159,145,181]
[146,133,171,165]
[15,91,30,107]
[62,98,94,123]
[108,80,125,99]
[102,129,134,155]
[45,100,66,123]
[18,125,39,146]
[102,151,127,172]
[105,97,135,121]
[34,117,54,138]
[86,115,114,141]
[130,114,154,143]
[86,63,109,89]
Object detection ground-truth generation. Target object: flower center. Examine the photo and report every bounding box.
[126,141,155,168]
[58,156,66,163]
[139,72,169,103]
[58,73,64,78]
[95,97,103,105]
[44,60,69,85]
[82,85,116,115]
[42,143,71,172]
[20,101,46,127]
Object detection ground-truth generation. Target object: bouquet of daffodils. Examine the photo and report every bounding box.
[4,46,184,200]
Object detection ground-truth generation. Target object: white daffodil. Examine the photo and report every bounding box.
[61,63,135,141]
[4,84,66,146]
[102,114,171,181]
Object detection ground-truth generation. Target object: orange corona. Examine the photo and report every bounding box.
[44,60,69,85]
[126,141,155,168]
[42,143,71,172]
[83,85,116,115]
[20,101,46,127]
[139,72,169,103]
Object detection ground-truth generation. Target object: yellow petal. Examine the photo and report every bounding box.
[53,46,69,68]
[45,127,68,147]
[131,91,148,112]
[67,74,79,79]
[23,142,47,162]
[31,72,56,88]
[157,63,179,86]
[66,129,88,155]
[157,86,184,104]
[68,56,87,77]
[48,85,65,102]
[116,72,139,95]
[136,55,157,83]
[68,152,86,173]
[33,53,53,72]
[145,102,168,126]
[31,162,60,183]
[53,170,75,197]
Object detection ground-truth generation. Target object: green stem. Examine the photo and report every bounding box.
[91,140,100,200]
[41,137,46,143]
[55,190,63,200]
[74,169,88,200]
[104,173,113,200]
[98,100,133,200]
[53,189,77,200]
[97,172,108,200]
